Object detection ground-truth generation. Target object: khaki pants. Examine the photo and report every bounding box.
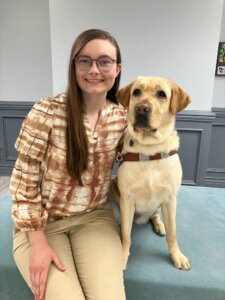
[13,203,126,300]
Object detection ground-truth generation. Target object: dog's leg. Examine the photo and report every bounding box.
[120,197,135,270]
[150,212,166,236]
[161,200,191,270]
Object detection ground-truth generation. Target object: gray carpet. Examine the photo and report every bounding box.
[124,186,225,300]
[0,184,225,300]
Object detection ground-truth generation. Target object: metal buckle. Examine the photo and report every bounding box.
[116,152,122,162]
[139,153,149,161]
[161,152,169,159]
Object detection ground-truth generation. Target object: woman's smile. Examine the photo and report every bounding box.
[85,78,104,84]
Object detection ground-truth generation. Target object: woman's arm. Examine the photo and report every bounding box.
[10,153,48,231]
[10,97,66,299]
[10,97,54,231]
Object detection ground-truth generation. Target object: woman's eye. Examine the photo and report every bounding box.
[157,90,167,99]
[80,59,91,64]
[99,59,111,65]
[132,88,142,97]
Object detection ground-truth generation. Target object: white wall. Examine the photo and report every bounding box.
[212,1,225,107]
[49,0,224,111]
[0,0,53,101]
[0,0,224,110]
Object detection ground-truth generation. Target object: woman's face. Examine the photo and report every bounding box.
[75,39,121,98]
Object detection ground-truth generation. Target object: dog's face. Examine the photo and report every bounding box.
[117,77,191,139]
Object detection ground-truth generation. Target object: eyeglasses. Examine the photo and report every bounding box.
[74,56,117,73]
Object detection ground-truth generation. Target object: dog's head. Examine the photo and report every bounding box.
[117,76,191,136]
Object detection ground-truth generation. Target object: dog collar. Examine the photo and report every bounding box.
[118,150,178,166]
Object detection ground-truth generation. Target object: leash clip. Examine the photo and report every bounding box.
[116,152,122,163]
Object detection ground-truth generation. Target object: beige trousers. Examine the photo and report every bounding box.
[13,203,126,300]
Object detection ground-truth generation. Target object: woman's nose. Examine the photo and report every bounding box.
[89,61,99,73]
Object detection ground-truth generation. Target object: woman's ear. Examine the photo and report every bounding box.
[115,63,122,77]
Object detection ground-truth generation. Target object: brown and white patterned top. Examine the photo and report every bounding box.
[10,93,127,232]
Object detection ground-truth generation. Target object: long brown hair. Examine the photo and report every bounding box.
[66,29,122,186]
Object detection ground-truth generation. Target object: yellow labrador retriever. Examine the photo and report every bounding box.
[110,76,191,271]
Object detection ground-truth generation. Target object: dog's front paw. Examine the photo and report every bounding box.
[170,251,191,270]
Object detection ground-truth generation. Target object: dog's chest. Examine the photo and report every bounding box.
[134,197,161,216]
[133,182,168,215]
[119,158,182,215]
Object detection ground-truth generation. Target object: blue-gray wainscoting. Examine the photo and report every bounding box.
[0,101,224,188]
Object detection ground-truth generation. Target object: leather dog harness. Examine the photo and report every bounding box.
[118,149,178,166]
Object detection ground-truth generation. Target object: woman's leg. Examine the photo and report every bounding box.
[13,225,85,300]
[69,204,126,300]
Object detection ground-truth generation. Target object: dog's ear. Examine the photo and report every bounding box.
[170,83,191,114]
[116,82,133,108]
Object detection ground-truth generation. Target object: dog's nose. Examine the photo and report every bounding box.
[135,103,150,114]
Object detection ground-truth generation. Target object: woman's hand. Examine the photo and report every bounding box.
[28,231,66,300]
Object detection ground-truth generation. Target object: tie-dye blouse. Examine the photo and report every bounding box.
[10,93,126,232]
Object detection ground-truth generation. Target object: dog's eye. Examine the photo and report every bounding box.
[157,90,167,99]
[132,88,142,97]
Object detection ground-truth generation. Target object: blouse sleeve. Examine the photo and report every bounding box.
[10,97,54,231]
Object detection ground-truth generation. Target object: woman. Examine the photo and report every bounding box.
[10,28,127,300]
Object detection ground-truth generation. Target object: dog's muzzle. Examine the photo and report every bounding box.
[134,102,150,129]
